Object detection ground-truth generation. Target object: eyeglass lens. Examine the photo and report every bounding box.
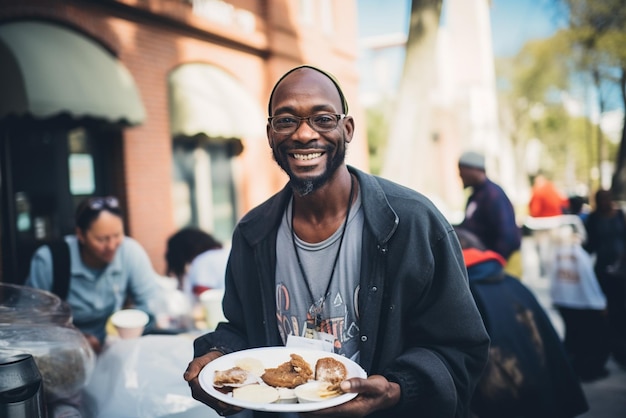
[270,114,343,134]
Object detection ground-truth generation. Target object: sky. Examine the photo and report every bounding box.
[355,0,564,106]
[357,0,562,58]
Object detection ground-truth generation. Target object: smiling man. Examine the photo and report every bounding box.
[184,66,489,418]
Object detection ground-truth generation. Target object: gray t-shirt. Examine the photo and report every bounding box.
[275,193,363,362]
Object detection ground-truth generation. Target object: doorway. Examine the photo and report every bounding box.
[0,118,123,284]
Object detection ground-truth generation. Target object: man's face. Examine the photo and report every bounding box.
[458,165,474,188]
[77,211,124,265]
[267,69,353,196]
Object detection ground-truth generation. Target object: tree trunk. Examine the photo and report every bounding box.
[381,0,443,196]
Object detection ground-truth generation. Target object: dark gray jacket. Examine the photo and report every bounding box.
[194,166,489,418]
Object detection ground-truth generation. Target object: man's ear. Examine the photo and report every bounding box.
[266,123,274,148]
[343,116,355,143]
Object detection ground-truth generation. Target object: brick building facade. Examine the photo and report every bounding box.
[0,0,367,281]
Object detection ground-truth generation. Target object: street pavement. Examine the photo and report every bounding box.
[520,237,626,417]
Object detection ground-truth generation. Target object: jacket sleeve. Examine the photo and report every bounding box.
[374,227,490,418]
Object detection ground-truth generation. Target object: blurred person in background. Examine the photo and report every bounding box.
[584,189,626,367]
[26,196,163,417]
[165,226,227,297]
[567,195,589,222]
[26,196,162,353]
[549,222,610,382]
[457,151,522,275]
[455,227,588,418]
[527,172,570,277]
[528,172,569,218]
[165,227,228,330]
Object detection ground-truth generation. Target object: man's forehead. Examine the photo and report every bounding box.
[268,66,348,115]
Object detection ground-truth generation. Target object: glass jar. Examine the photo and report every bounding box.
[0,284,95,401]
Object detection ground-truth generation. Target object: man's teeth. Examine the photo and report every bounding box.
[293,152,322,161]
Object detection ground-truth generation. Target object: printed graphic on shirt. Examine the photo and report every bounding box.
[276,282,360,360]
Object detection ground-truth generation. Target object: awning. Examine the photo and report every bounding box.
[169,64,265,140]
[0,21,145,125]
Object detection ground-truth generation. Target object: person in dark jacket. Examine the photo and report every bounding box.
[584,189,626,367]
[455,227,588,418]
[457,151,521,261]
[183,65,490,418]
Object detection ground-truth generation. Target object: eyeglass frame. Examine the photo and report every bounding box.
[267,113,346,134]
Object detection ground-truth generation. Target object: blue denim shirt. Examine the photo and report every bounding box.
[26,235,162,344]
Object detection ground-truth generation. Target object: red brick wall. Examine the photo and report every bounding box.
[0,0,367,275]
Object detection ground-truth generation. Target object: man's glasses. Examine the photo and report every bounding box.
[268,113,345,135]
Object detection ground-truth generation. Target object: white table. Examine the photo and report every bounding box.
[82,334,220,418]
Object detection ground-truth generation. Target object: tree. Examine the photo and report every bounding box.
[556,0,626,198]
[495,28,620,195]
[380,0,443,196]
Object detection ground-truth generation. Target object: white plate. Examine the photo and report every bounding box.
[198,347,367,412]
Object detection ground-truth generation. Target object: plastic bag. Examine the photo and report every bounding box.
[550,241,607,310]
[82,334,220,418]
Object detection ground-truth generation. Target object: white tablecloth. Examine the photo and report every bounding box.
[82,334,219,418]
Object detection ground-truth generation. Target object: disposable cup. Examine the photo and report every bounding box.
[199,289,226,330]
[110,309,149,339]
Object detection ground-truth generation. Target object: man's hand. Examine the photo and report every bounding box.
[303,375,401,417]
[183,351,243,416]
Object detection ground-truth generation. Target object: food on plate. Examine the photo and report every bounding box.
[276,387,298,404]
[213,366,258,387]
[294,380,343,403]
[261,353,314,388]
[212,352,348,400]
[234,357,265,376]
[232,384,280,403]
[315,356,347,386]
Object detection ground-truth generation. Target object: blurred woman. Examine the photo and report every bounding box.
[26,196,162,353]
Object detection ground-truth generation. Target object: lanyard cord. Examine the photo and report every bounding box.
[291,174,355,322]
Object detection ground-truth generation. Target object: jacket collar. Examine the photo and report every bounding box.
[238,166,399,247]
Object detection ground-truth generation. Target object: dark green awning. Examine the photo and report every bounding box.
[0,21,145,124]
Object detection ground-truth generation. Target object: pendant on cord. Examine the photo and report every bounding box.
[307,296,327,331]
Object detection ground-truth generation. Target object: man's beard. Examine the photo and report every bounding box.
[272,136,346,196]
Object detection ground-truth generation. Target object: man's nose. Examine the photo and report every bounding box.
[292,119,318,141]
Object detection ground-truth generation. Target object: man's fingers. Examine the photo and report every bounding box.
[183,360,203,381]
[339,377,367,393]
[184,351,222,382]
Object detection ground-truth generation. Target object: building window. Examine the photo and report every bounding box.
[172,138,238,244]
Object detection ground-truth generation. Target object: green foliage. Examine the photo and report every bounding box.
[511,33,571,103]
[365,106,390,175]
[494,0,626,194]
